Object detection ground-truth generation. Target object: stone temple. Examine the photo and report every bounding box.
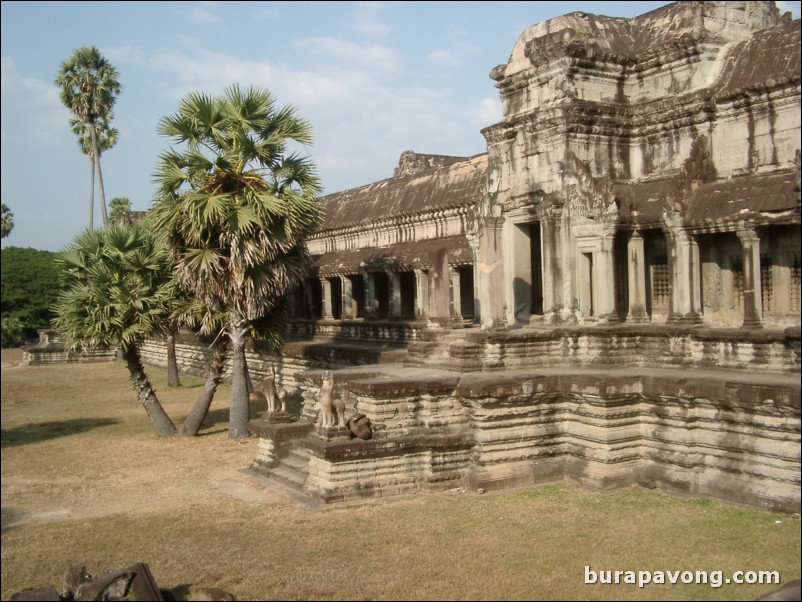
[141,1,801,511]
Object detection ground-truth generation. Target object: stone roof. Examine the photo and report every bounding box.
[715,18,801,95]
[500,1,786,80]
[684,170,800,225]
[317,153,487,232]
[314,236,473,277]
[616,169,800,228]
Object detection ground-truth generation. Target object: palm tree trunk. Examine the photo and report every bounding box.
[88,157,95,229]
[122,344,177,437]
[243,352,253,394]
[179,337,229,436]
[228,312,251,439]
[90,125,109,226]
[166,331,181,387]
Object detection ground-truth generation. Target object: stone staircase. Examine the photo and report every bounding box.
[265,447,311,492]
[405,326,482,371]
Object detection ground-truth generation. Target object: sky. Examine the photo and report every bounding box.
[2,1,800,252]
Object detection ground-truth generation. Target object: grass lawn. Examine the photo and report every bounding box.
[1,347,799,601]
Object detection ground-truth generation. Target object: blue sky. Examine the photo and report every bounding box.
[2,1,800,252]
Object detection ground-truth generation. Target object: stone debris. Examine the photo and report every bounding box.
[10,563,236,601]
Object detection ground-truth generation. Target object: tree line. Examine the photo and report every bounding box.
[46,47,324,440]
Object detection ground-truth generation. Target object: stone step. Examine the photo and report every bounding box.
[268,463,308,491]
[284,449,310,470]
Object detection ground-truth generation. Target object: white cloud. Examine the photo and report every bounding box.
[776,1,801,18]
[0,57,70,149]
[353,1,390,37]
[427,32,480,68]
[140,42,490,193]
[467,97,503,131]
[428,49,461,67]
[186,6,218,23]
[105,45,146,66]
[295,37,402,73]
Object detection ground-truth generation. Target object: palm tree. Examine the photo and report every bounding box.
[150,85,323,439]
[52,223,177,436]
[1,203,14,239]
[71,115,119,228]
[109,196,132,223]
[55,46,121,228]
[171,296,230,436]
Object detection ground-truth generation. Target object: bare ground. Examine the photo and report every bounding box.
[2,347,800,601]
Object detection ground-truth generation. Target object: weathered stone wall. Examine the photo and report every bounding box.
[407,325,801,373]
[21,330,116,365]
[265,365,800,511]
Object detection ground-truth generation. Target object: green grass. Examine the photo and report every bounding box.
[1,348,799,601]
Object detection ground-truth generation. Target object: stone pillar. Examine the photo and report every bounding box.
[626,231,649,322]
[449,267,462,320]
[341,276,354,320]
[363,269,376,319]
[594,235,617,323]
[477,215,507,329]
[664,219,702,324]
[428,248,451,322]
[468,235,481,323]
[737,226,763,328]
[689,234,702,318]
[541,207,563,318]
[414,268,429,319]
[387,271,402,319]
[320,278,333,319]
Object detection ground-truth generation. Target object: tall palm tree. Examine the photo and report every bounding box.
[55,46,121,228]
[71,115,118,228]
[52,223,177,437]
[171,296,230,436]
[108,196,132,223]
[150,85,323,439]
[1,203,14,239]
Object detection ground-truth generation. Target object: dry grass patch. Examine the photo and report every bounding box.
[2,347,800,601]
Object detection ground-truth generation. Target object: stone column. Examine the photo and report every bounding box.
[737,226,763,328]
[664,220,702,324]
[387,271,402,319]
[626,231,648,322]
[340,276,354,320]
[593,235,617,323]
[449,267,462,320]
[414,268,429,319]
[363,269,376,319]
[689,234,702,318]
[320,278,333,319]
[477,215,507,329]
[468,235,481,323]
[540,207,563,318]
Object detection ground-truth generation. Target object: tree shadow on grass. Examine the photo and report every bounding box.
[194,407,231,436]
[1,418,120,448]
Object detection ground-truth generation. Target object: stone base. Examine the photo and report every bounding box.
[262,411,296,424]
[318,425,351,441]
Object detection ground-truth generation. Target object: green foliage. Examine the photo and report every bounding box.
[55,46,122,227]
[52,223,175,351]
[150,84,324,324]
[1,316,26,348]
[1,203,14,238]
[109,196,132,222]
[0,247,64,346]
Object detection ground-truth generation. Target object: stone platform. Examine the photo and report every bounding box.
[250,361,800,512]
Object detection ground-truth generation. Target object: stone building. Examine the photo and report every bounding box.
[295,0,800,334]
[142,1,801,511]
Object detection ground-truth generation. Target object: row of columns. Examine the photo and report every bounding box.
[617,224,764,327]
[319,267,472,322]
[477,213,766,328]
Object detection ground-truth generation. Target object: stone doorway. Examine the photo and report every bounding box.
[512,222,544,322]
